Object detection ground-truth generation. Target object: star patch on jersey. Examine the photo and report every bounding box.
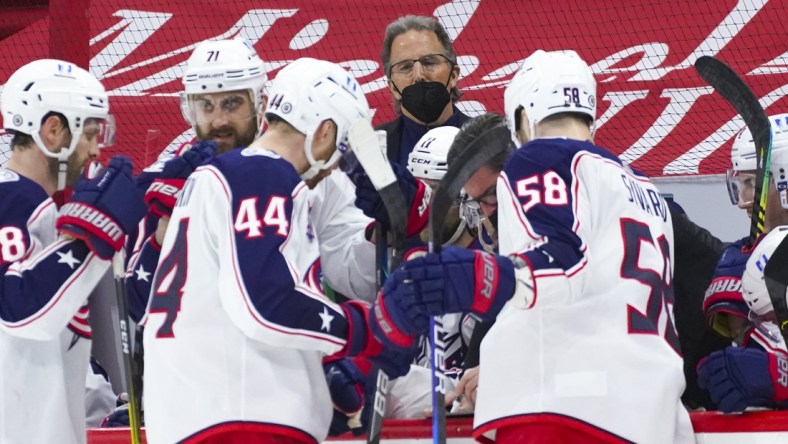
[135,265,151,282]
[57,249,82,269]
[319,306,335,331]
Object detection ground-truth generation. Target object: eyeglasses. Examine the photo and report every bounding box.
[389,54,453,77]
[463,185,497,207]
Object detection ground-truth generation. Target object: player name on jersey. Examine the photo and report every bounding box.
[620,173,669,222]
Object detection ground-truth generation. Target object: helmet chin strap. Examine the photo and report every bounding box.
[478,218,498,253]
[57,160,68,191]
[32,131,76,192]
[300,127,343,181]
[444,218,467,246]
[300,130,324,180]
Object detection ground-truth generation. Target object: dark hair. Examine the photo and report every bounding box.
[541,112,595,128]
[381,15,462,112]
[10,112,69,151]
[448,113,513,173]
[513,108,593,135]
[264,113,300,133]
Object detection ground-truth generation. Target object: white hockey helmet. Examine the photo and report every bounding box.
[726,113,788,205]
[742,225,788,317]
[408,125,481,245]
[767,114,788,209]
[265,57,370,180]
[504,50,597,143]
[180,38,267,127]
[1,59,113,162]
[408,126,459,181]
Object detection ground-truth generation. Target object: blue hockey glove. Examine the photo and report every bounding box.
[341,301,416,379]
[57,156,146,260]
[353,162,431,237]
[144,140,216,218]
[376,246,516,337]
[324,357,375,437]
[697,347,788,412]
[100,393,145,428]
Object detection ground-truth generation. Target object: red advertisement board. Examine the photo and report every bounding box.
[1,0,786,176]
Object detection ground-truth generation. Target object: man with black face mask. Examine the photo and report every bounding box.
[346,15,472,253]
[378,15,471,168]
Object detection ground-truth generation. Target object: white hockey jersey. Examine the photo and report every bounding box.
[0,169,108,444]
[142,147,356,443]
[126,144,375,323]
[474,139,694,443]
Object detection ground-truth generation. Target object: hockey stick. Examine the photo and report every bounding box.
[428,124,512,444]
[347,119,408,444]
[694,56,772,244]
[112,253,143,444]
[764,234,788,345]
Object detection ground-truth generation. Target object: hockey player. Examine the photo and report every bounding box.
[0,59,145,444]
[703,115,788,344]
[697,115,788,413]
[127,39,377,324]
[374,50,694,443]
[740,226,788,352]
[703,114,788,350]
[698,226,788,412]
[142,58,415,444]
[326,126,493,436]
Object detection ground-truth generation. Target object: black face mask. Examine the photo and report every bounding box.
[399,81,451,125]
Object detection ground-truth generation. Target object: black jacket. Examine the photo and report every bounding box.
[671,208,730,409]
[375,108,472,168]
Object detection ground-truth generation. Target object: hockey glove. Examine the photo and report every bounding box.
[376,246,516,337]
[697,347,788,412]
[341,301,416,379]
[144,140,216,218]
[57,156,146,260]
[324,357,376,437]
[353,162,431,237]
[100,393,145,428]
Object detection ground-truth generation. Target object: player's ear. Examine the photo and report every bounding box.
[40,114,69,153]
[516,108,530,145]
[313,119,337,162]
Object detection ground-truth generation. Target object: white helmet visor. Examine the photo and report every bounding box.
[180,90,255,126]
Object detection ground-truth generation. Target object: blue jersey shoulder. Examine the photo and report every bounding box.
[506,138,622,177]
[210,146,302,198]
[0,170,50,228]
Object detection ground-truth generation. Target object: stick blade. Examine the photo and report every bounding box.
[694,56,772,243]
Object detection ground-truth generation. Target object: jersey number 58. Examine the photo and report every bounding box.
[621,219,681,355]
